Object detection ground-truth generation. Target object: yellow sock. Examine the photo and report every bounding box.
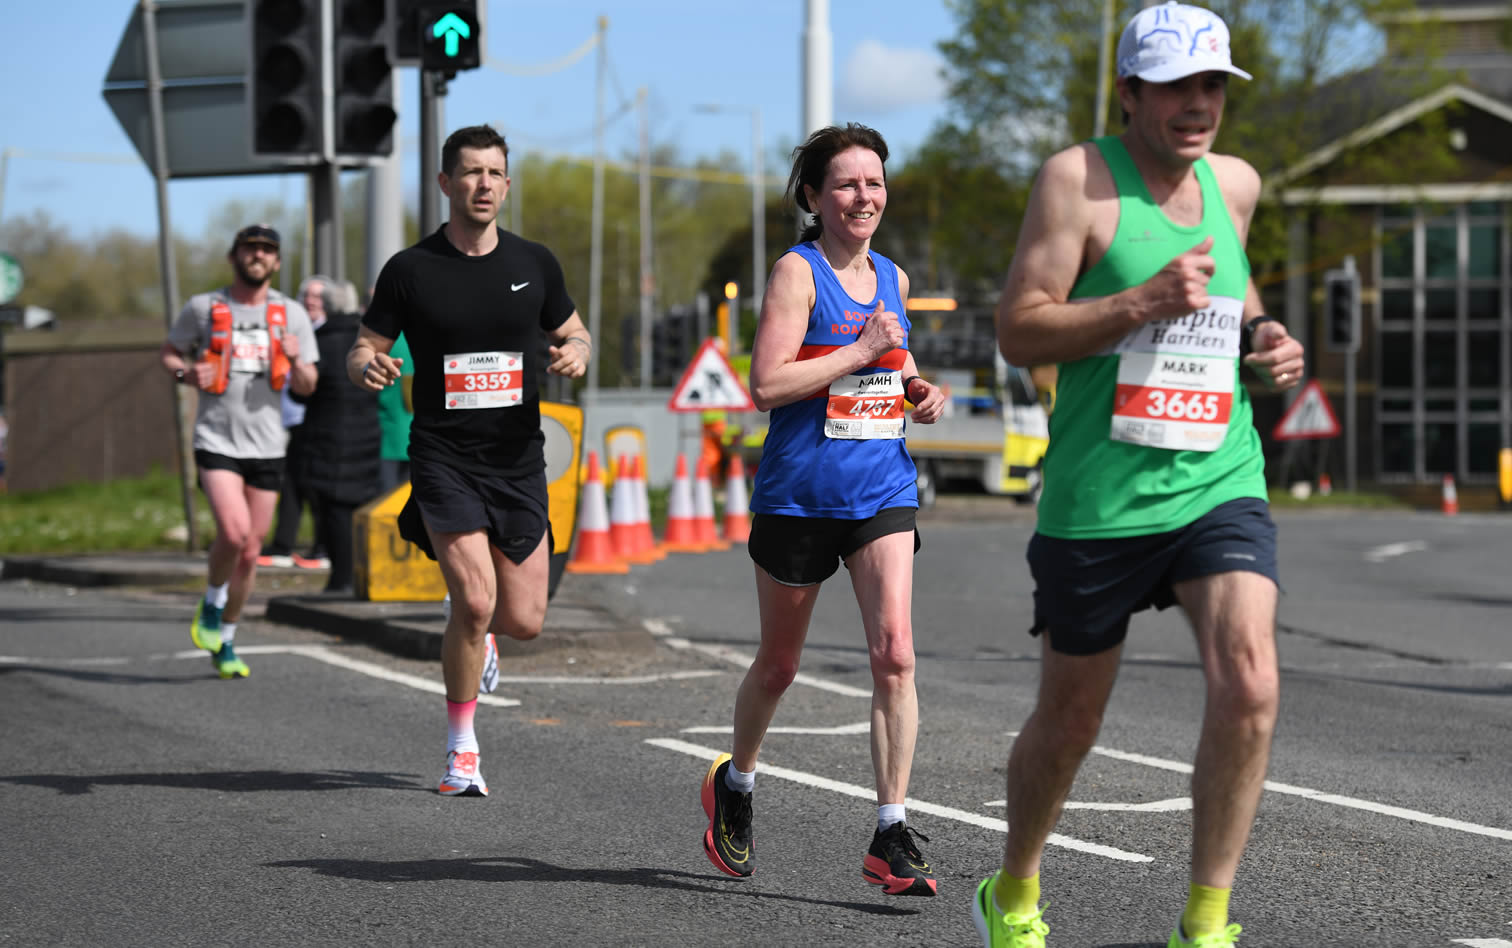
[992,870,1040,917]
[1180,883,1231,938]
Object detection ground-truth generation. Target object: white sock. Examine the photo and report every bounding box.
[724,761,755,793]
[205,583,229,609]
[878,803,907,831]
[219,622,237,646]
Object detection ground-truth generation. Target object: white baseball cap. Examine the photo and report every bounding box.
[1116,2,1252,83]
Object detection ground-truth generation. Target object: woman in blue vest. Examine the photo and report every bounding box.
[698,123,947,897]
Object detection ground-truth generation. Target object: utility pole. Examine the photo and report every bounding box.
[587,15,607,394]
[1093,0,1114,137]
[637,87,652,390]
[750,107,765,317]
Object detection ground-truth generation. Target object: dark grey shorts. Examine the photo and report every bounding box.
[195,450,284,493]
[748,507,920,587]
[399,458,549,566]
[1027,497,1279,655]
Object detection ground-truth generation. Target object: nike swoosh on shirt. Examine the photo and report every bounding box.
[511,282,530,291]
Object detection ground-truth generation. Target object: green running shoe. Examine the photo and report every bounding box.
[971,874,1049,948]
[191,599,223,653]
[1168,923,1242,947]
[212,643,249,679]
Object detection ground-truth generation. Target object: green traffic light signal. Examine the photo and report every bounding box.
[432,12,470,57]
[419,2,480,71]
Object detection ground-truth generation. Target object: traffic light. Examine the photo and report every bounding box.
[1324,271,1360,353]
[419,1,481,72]
[333,0,397,156]
[653,310,692,384]
[249,0,322,156]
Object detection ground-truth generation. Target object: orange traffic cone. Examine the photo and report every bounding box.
[661,453,706,553]
[1441,474,1459,515]
[566,451,629,574]
[1318,473,1333,497]
[693,455,731,551]
[609,453,642,563]
[631,453,664,561]
[723,454,751,543]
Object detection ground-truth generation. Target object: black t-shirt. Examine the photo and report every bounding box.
[363,226,576,475]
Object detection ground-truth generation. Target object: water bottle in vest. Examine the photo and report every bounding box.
[266,302,290,391]
[200,300,234,395]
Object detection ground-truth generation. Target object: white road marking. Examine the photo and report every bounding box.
[1450,940,1512,947]
[681,721,871,736]
[0,655,130,666]
[1041,737,1512,841]
[1364,540,1428,563]
[646,737,1152,863]
[9,644,721,706]
[646,620,872,698]
[983,797,1193,813]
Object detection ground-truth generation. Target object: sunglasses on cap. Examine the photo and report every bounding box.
[232,224,281,251]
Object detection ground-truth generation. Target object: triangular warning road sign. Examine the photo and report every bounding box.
[1272,380,1341,441]
[667,338,756,413]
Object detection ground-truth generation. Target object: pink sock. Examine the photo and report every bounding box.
[446,698,478,754]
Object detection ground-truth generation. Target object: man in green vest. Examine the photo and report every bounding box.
[971,5,1305,948]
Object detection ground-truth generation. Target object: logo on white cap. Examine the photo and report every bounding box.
[1117,2,1252,83]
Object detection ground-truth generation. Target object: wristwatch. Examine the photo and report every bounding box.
[1240,315,1280,356]
[173,368,186,384]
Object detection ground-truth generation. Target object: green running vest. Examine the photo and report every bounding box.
[1034,136,1266,539]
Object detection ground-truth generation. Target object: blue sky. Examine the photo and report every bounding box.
[0,1,961,242]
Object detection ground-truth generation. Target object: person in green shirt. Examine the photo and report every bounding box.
[971,5,1305,948]
[376,331,413,492]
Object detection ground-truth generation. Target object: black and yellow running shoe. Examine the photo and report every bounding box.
[863,821,937,896]
[701,754,753,878]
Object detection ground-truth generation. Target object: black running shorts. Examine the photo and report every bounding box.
[747,507,921,587]
[195,450,285,493]
[399,457,550,566]
[1027,497,1280,656]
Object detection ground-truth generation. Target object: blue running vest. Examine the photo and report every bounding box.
[748,242,919,518]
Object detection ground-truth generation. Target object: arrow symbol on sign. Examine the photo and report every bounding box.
[432,12,471,58]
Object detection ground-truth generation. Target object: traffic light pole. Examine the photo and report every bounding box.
[141,0,198,553]
[311,162,344,282]
[420,71,446,235]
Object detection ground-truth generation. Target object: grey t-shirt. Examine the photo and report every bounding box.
[167,289,318,459]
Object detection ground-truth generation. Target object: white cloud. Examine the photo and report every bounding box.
[837,39,947,113]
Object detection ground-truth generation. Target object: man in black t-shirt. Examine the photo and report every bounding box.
[349,125,591,798]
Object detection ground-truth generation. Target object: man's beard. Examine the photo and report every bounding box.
[232,257,273,287]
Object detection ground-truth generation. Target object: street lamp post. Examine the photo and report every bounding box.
[695,104,766,318]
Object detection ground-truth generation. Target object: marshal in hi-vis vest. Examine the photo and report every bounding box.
[199,299,291,394]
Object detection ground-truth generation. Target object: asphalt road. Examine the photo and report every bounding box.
[1,505,1509,947]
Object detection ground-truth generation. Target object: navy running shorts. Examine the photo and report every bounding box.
[195,449,285,493]
[399,457,551,566]
[1027,496,1279,656]
[748,507,920,587]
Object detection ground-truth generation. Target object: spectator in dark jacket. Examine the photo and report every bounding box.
[291,277,381,594]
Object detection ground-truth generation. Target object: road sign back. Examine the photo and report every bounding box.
[667,339,755,413]
[1273,380,1341,441]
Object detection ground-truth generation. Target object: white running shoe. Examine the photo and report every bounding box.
[437,750,488,796]
[480,632,499,694]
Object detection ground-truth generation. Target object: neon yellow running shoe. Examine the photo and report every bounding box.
[1168,923,1242,947]
[212,643,249,679]
[191,599,222,653]
[971,874,1049,947]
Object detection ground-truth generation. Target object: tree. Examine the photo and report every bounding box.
[927,0,1458,290]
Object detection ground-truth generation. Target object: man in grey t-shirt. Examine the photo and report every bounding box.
[160,224,319,678]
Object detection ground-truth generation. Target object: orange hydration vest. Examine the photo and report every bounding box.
[200,299,290,394]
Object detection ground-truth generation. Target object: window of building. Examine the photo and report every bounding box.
[1373,202,1509,483]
